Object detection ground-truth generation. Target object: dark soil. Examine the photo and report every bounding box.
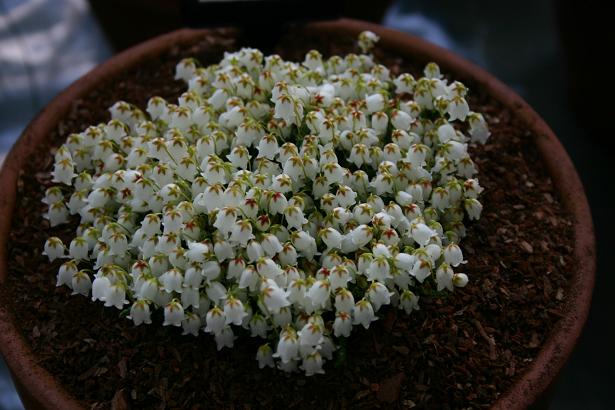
[2,27,575,409]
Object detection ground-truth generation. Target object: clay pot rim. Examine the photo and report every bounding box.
[0,18,595,410]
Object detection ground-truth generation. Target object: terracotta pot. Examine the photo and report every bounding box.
[0,19,595,409]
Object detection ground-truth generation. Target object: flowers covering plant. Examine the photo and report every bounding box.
[43,31,489,376]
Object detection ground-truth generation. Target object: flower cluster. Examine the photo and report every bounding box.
[43,32,489,376]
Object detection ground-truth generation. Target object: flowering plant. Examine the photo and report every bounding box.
[43,31,489,376]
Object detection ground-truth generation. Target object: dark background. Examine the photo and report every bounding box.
[0,1,612,408]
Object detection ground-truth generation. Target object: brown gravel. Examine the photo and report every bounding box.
[2,27,574,409]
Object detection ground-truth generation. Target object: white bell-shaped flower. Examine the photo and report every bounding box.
[298,322,324,347]
[399,289,420,314]
[270,306,292,328]
[274,327,299,363]
[411,222,436,246]
[333,311,352,337]
[261,233,283,256]
[370,173,394,196]
[240,197,260,219]
[182,312,202,336]
[163,299,184,326]
[406,144,429,166]
[268,191,289,215]
[44,237,65,261]
[215,326,236,350]
[205,281,227,303]
[51,158,76,185]
[320,227,343,250]
[391,109,413,130]
[329,265,351,291]
[353,299,377,329]
[247,313,268,338]
[45,201,69,227]
[256,344,275,368]
[181,287,200,309]
[334,288,355,312]
[202,184,225,212]
[71,270,92,296]
[128,300,152,325]
[365,93,385,113]
[224,295,248,325]
[284,206,307,230]
[366,256,392,282]
[448,95,469,121]
[350,224,373,248]
[372,112,389,135]
[322,162,345,185]
[229,219,255,246]
[137,278,159,300]
[227,145,250,169]
[161,268,183,293]
[367,281,393,310]
[262,281,291,311]
[307,279,330,309]
[393,73,415,94]
[282,156,304,181]
[257,257,283,279]
[57,260,77,288]
[213,207,238,235]
[436,262,454,291]
[278,243,298,266]
[68,237,89,260]
[239,265,260,291]
[246,240,264,262]
[226,257,246,280]
[214,239,237,262]
[411,258,432,283]
[301,351,325,376]
[186,241,211,264]
[463,178,483,199]
[205,306,226,334]
[104,283,129,309]
[437,123,457,143]
[444,243,464,267]
[257,134,279,160]
[464,198,483,220]
[468,112,491,144]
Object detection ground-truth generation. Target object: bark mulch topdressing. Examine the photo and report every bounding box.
[2,28,575,409]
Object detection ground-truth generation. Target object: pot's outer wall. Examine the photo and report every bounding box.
[0,19,595,410]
